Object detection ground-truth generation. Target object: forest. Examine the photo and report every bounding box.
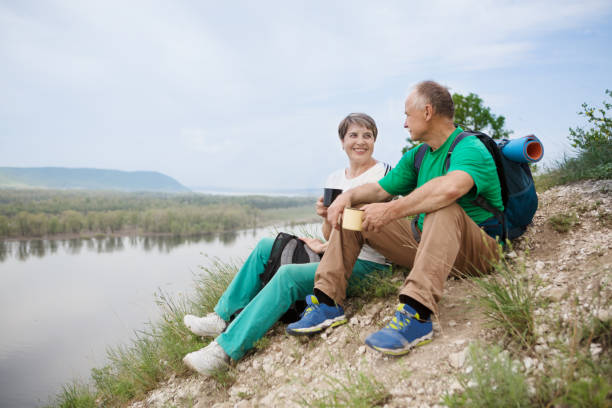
[0,189,316,238]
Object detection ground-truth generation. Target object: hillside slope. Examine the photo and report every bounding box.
[130,179,611,408]
[0,167,189,192]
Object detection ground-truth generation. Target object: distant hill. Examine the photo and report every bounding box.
[0,167,190,192]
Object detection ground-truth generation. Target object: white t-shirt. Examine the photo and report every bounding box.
[324,161,392,265]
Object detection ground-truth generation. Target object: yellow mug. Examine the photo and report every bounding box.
[342,207,364,231]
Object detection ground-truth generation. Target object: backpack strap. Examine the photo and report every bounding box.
[413,144,429,175]
[383,162,392,176]
[446,131,508,243]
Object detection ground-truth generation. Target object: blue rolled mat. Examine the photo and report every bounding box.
[500,135,544,163]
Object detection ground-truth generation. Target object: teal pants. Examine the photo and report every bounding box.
[215,237,385,360]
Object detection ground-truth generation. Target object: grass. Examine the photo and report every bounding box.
[443,343,530,408]
[44,382,96,408]
[469,250,539,349]
[346,265,398,300]
[300,369,390,408]
[47,258,238,407]
[548,212,579,233]
[534,141,611,191]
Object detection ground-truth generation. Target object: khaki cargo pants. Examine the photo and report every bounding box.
[314,203,500,315]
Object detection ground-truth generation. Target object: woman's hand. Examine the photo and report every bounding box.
[315,196,327,219]
[300,237,328,254]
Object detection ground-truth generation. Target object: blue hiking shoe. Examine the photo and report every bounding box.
[286,295,347,335]
[365,304,433,355]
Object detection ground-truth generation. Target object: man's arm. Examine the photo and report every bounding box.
[326,182,392,230]
[361,170,474,232]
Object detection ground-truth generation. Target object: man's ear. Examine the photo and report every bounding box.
[424,104,434,121]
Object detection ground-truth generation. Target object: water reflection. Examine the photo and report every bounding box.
[0,232,255,263]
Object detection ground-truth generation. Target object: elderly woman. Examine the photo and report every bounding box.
[183,113,391,375]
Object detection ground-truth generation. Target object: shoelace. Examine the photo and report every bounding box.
[385,305,419,331]
[299,297,319,318]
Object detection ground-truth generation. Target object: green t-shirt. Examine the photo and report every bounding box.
[378,127,503,229]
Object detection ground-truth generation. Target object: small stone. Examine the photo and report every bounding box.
[590,343,602,357]
[358,346,366,354]
[523,357,535,371]
[321,332,328,339]
[448,320,457,327]
[535,261,545,272]
[506,251,517,259]
[546,287,568,302]
[252,359,261,370]
[596,308,612,322]
[449,349,467,368]
[349,316,359,326]
[262,362,273,374]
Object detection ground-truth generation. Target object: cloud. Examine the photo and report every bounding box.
[0,0,610,188]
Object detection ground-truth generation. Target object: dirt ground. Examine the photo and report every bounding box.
[130,179,612,408]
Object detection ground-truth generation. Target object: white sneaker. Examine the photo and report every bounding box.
[183,313,227,337]
[183,340,230,376]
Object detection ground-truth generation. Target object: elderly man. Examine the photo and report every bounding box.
[287,80,502,355]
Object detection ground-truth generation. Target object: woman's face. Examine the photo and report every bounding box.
[341,123,375,164]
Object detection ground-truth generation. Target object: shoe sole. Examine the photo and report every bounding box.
[366,332,433,356]
[286,316,348,335]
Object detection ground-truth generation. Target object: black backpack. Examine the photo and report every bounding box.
[260,232,321,323]
[414,130,538,242]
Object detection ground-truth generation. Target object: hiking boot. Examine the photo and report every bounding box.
[365,304,433,355]
[183,313,227,337]
[286,294,347,335]
[183,340,230,376]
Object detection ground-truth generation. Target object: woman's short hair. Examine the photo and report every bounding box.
[338,113,378,140]
[413,80,454,119]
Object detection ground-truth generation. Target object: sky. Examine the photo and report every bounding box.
[1,0,611,191]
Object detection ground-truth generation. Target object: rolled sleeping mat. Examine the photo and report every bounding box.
[500,134,544,163]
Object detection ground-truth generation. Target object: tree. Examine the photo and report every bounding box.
[568,89,612,151]
[403,92,512,153]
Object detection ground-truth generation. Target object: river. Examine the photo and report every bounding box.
[0,223,319,408]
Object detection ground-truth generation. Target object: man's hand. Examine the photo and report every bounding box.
[326,193,351,230]
[361,202,394,232]
[300,237,328,254]
[315,196,327,219]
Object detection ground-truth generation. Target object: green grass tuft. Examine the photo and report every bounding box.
[548,212,579,233]
[44,382,97,408]
[469,254,538,349]
[301,369,390,408]
[443,343,530,408]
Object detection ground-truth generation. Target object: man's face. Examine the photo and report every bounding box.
[404,92,428,142]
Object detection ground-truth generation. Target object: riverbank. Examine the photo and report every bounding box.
[0,205,318,242]
[46,179,611,407]
[0,189,317,240]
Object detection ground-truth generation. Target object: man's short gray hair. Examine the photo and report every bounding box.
[411,80,454,119]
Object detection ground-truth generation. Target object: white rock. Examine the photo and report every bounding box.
[321,332,328,339]
[358,346,366,354]
[590,343,603,357]
[535,261,545,272]
[448,320,457,327]
[349,316,359,326]
[262,362,274,374]
[596,308,612,322]
[523,357,535,371]
[234,401,250,408]
[449,349,467,369]
[546,287,568,302]
[506,251,518,259]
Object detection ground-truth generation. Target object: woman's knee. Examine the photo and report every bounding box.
[272,264,314,287]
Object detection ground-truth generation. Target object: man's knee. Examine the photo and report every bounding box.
[422,203,465,227]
